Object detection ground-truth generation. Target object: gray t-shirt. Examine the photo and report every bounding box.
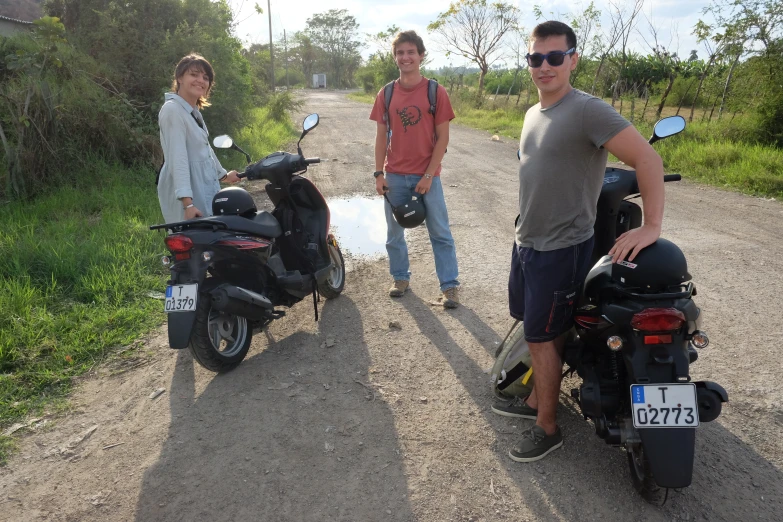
[515,89,631,251]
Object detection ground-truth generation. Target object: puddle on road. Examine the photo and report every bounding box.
[327,196,388,259]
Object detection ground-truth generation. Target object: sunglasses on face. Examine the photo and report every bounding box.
[525,48,575,68]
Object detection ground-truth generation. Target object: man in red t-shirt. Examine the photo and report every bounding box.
[369,30,461,308]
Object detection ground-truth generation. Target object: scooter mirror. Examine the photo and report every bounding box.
[303,114,320,132]
[651,116,686,141]
[213,135,233,149]
[517,149,521,161]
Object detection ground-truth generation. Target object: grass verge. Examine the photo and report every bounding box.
[0,107,296,465]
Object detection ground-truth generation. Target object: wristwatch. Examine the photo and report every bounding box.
[424,173,433,179]
[373,170,384,178]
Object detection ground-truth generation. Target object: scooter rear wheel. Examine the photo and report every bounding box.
[318,240,345,299]
[627,443,667,504]
[188,296,253,372]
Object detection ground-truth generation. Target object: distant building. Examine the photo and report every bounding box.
[312,73,326,89]
[0,15,33,37]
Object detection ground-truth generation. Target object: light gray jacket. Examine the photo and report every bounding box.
[156,92,227,224]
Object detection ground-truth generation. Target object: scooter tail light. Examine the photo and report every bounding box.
[575,315,601,329]
[631,308,686,332]
[644,334,673,345]
[164,234,193,253]
[216,239,272,250]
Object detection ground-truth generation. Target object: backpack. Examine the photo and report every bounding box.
[382,79,439,150]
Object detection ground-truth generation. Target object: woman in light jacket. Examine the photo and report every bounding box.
[157,53,240,223]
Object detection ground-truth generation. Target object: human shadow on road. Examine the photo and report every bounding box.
[399,293,783,522]
[135,296,415,522]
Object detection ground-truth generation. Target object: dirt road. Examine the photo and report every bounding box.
[2,90,782,521]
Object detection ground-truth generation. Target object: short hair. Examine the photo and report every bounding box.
[171,53,215,109]
[392,30,426,56]
[530,21,577,51]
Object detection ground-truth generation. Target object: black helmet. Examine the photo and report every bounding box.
[384,193,426,228]
[612,238,691,292]
[212,187,256,217]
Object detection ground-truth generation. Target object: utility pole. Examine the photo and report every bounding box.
[268,0,274,90]
[284,29,289,90]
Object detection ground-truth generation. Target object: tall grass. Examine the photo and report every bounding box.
[0,160,164,439]
[0,109,296,465]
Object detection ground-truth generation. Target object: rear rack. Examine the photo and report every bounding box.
[150,218,229,232]
[613,282,694,301]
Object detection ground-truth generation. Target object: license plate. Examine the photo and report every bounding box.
[165,284,198,313]
[631,384,699,428]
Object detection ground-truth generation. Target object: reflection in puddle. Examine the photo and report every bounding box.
[327,196,388,258]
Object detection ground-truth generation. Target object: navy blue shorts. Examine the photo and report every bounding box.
[508,236,595,343]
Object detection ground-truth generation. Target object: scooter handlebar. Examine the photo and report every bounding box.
[664,174,681,182]
[305,158,320,165]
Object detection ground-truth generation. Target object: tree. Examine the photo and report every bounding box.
[356,25,402,93]
[304,9,362,88]
[690,19,728,122]
[289,32,320,85]
[569,1,603,86]
[427,0,520,94]
[640,14,683,118]
[504,27,529,104]
[588,0,643,95]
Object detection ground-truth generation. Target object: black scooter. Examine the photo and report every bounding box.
[499,116,728,502]
[150,114,345,372]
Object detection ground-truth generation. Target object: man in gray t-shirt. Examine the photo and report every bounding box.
[491,21,667,464]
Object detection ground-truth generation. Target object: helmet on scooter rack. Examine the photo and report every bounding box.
[612,238,691,293]
[383,192,426,228]
[212,187,257,217]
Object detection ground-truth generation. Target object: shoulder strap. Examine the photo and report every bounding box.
[382,81,395,123]
[382,81,395,150]
[427,79,438,116]
[156,111,205,185]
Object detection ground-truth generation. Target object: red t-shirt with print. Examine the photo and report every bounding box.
[369,77,455,177]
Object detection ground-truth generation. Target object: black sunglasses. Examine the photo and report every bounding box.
[525,47,575,68]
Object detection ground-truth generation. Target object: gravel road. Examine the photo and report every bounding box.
[1,90,781,522]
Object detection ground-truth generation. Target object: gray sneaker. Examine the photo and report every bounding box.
[491,396,538,419]
[509,425,563,463]
[389,280,410,297]
[441,286,460,309]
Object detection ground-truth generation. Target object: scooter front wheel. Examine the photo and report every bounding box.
[188,296,252,372]
[318,239,345,299]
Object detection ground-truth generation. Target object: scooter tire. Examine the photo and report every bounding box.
[188,296,252,373]
[318,242,345,299]
[627,444,667,504]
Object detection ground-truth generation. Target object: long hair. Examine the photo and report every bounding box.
[171,53,215,109]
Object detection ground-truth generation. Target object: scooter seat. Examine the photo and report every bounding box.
[251,211,283,238]
[204,213,282,239]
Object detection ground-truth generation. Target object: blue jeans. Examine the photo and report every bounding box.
[384,173,459,291]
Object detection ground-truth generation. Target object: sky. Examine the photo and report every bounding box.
[232,0,713,69]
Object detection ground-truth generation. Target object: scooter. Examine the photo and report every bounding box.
[494,116,728,502]
[150,113,345,372]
